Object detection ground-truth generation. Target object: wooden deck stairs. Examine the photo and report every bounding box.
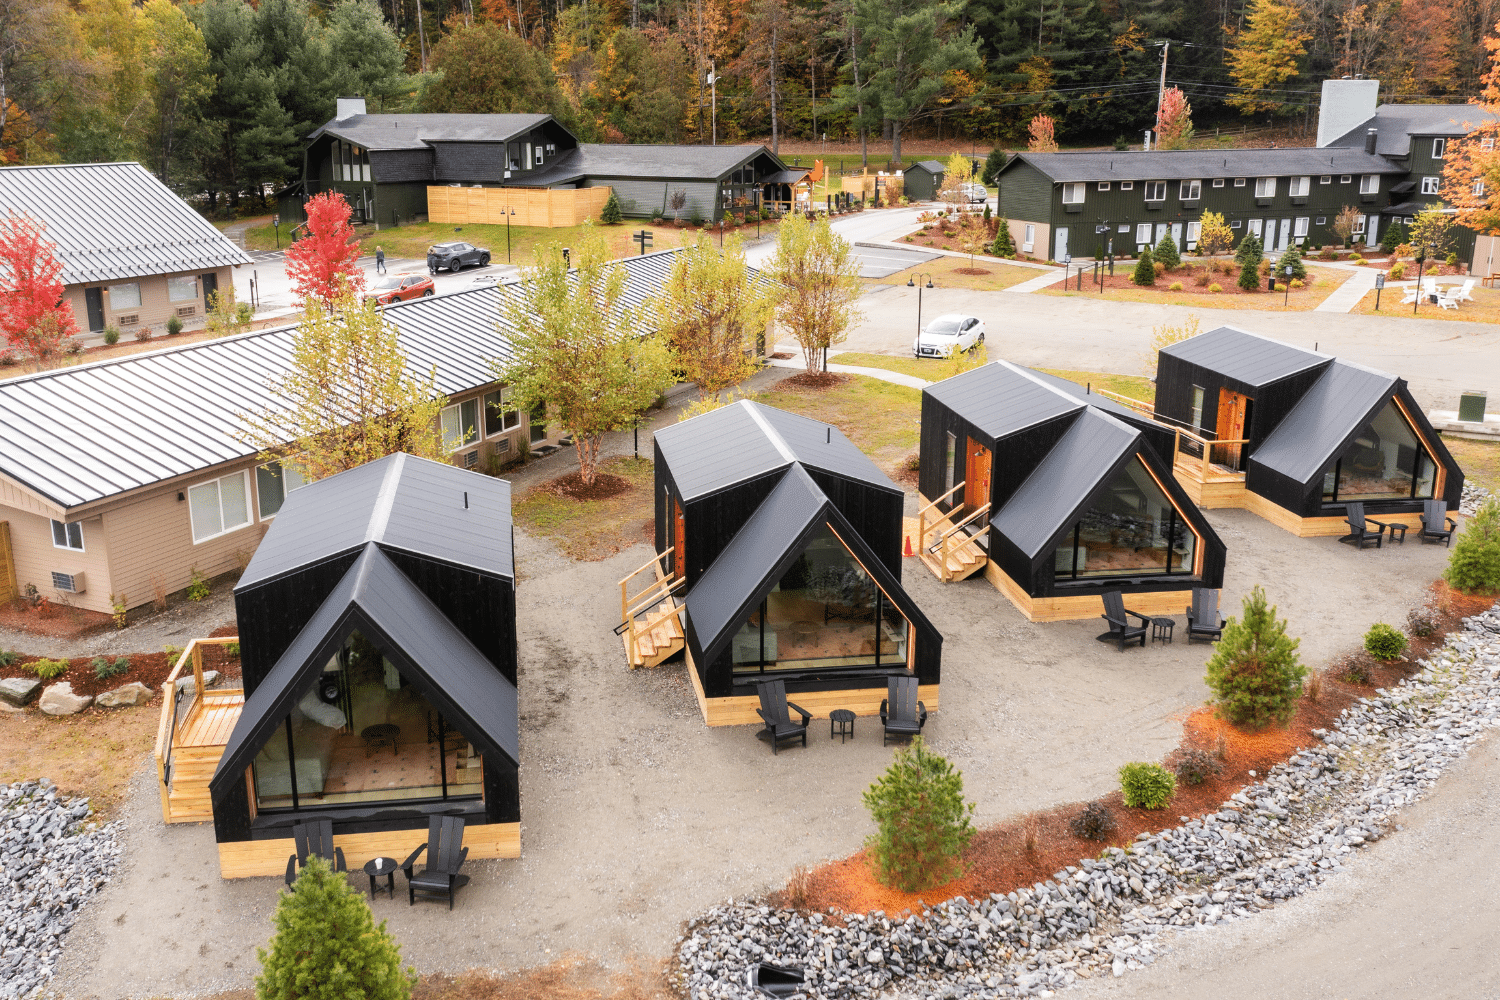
[912,485,989,583]
[154,638,242,825]
[618,548,685,668]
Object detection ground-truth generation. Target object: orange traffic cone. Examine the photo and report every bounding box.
[904,534,914,557]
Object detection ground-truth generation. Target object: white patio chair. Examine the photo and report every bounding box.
[1436,286,1460,310]
[1398,284,1419,304]
[1455,278,1476,303]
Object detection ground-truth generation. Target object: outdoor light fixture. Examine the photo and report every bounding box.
[909,272,935,336]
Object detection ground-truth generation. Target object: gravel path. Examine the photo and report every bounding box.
[0,590,237,662]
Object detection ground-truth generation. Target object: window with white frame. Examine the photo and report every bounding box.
[50,519,83,551]
[1186,221,1201,244]
[1482,137,1496,151]
[1230,219,1242,229]
[1421,176,1440,195]
[441,399,480,452]
[1294,217,1309,237]
[1477,179,1488,197]
[1023,224,1035,249]
[255,461,309,519]
[1320,175,1332,184]
[1212,178,1225,188]
[484,387,522,436]
[1143,180,1166,201]
[108,282,142,310]
[188,471,251,544]
[1135,223,1152,244]
[1117,223,1130,233]
[1353,216,1366,235]
[1098,181,1111,191]
[1403,216,1413,224]
[1234,177,1247,187]
[534,146,544,165]
[1289,176,1310,196]
[1061,183,1086,204]
[1120,181,1134,190]
[1433,138,1447,158]
[1360,174,1379,194]
[1315,216,1327,225]
[1340,175,1352,183]
[1180,179,1202,200]
[1254,177,1276,198]
[168,276,199,302]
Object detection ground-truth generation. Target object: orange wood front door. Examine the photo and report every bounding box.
[964,438,992,515]
[1216,390,1251,469]
[673,498,686,578]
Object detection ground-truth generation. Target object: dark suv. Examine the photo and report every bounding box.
[426,241,491,273]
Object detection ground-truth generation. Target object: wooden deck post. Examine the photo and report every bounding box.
[191,643,205,698]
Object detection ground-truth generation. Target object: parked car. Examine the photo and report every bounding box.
[426,241,491,272]
[913,314,985,358]
[957,183,988,204]
[364,273,435,305]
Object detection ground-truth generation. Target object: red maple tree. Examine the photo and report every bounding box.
[285,192,365,307]
[0,212,77,368]
[1027,115,1059,153]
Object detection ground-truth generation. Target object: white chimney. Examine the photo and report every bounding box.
[1316,79,1379,148]
[335,96,367,121]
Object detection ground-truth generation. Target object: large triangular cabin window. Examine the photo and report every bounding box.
[1052,455,1200,580]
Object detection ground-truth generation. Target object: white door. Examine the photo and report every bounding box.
[1170,222,1183,250]
[1055,227,1069,261]
[1277,218,1291,251]
[1366,217,1379,247]
[1248,219,1263,240]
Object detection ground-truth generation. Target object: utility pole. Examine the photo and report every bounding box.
[708,63,718,146]
[1154,41,1169,134]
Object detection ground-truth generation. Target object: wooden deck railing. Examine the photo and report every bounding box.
[915,482,965,556]
[1088,386,1156,418]
[153,636,239,822]
[1172,428,1251,481]
[616,548,684,667]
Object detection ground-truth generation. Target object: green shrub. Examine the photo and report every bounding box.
[991,219,1017,258]
[1446,497,1500,594]
[1446,251,1459,267]
[1238,260,1261,289]
[1204,584,1308,727]
[1280,243,1306,280]
[110,592,127,630]
[187,567,210,602]
[862,736,976,892]
[1113,135,1130,151]
[166,314,183,336]
[1235,232,1263,270]
[1119,762,1176,809]
[1363,622,1408,661]
[1388,261,1407,280]
[600,189,623,225]
[982,203,992,223]
[257,855,416,1000]
[102,325,121,346]
[26,658,69,681]
[225,640,241,658]
[1380,220,1407,252]
[1168,281,1184,291]
[162,644,183,667]
[1208,282,1223,293]
[1153,231,1182,269]
[0,650,18,667]
[1069,801,1117,840]
[235,302,253,327]
[92,656,130,680]
[1131,249,1156,286]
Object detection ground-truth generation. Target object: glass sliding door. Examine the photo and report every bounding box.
[1321,400,1436,503]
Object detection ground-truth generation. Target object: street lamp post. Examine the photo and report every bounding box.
[1414,250,1427,314]
[908,271,934,340]
[1283,263,1292,306]
[506,207,516,263]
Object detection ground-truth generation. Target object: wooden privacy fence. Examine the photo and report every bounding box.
[428,186,614,228]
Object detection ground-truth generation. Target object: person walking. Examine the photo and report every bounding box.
[375,245,386,274]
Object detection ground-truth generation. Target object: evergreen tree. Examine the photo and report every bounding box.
[1204,585,1307,728]
[1235,232,1263,268]
[600,189,623,224]
[1380,220,1408,253]
[981,146,1007,185]
[1238,254,1261,291]
[422,19,571,117]
[1131,247,1156,286]
[256,856,416,1000]
[863,736,975,892]
[991,218,1016,257]
[1153,231,1181,269]
[1445,497,1500,594]
[1280,242,1306,280]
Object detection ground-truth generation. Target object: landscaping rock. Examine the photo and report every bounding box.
[173,669,220,694]
[0,677,41,707]
[38,682,92,716]
[675,600,1500,1000]
[94,681,154,708]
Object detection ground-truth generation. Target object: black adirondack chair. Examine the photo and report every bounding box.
[1419,499,1457,547]
[880,675,928,745]
[402,815,470,909]
[755,680,812,755]
[1185,588,1225,643]
[1097,590,1149,651]
[1339,503,1387,549]
[284,819,347,890]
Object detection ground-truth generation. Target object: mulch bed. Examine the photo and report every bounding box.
[0,643,241,700]
[0,601,113,641]
[772,372,854,392]
[1062,265,1317,299]
[539,470,633,502]
[953,267,992,276]
[893,454,921,489]
[769,352,796,360]
[779,579,1489,918]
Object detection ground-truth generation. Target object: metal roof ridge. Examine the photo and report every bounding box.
[365,453,406,544]
[739,399,797,463]
[1325,355,1399,382]
[1162,324,1333,362]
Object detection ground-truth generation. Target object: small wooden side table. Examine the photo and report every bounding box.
[364,856,398,899]
[830,709,856,743]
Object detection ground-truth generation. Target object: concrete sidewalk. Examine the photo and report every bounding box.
[1314,266,1381,313]
[1005,267,1072,294]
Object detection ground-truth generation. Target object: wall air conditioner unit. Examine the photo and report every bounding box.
[51,571,86,594]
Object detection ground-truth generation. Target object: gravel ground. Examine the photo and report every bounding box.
[0,590,237,662]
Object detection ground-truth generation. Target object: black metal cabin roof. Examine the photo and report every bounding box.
[1250,359,1398,484]
[209,544,520,801]
[655,399,899,502]
[989,408,1139,559]
[925,362,1084,442]
[1159,326,1330,388]
[237,453,514,589]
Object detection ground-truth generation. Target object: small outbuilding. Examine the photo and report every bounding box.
[1154,326,1463,534]
[917,362,1226,622]
[652,400,941,725]
[904,160,948,202]
[206,453,520,877]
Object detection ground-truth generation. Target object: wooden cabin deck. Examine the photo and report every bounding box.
[1170,428,1249,509]
[154,637,241,825]
[910,487,987,583]
[618,549,685,668]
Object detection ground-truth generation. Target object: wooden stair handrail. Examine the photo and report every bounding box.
[628,600,685,663]
[915,482,966,519]
[1088,386,1155,417]
[154,635,239,823]
[618,546,675,588]
[928,503,991,552]
[624,578,684,620]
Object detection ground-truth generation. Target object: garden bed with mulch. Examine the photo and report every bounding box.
[771,372,854,392]
[0,631,242,701]
[0,601,113,641]
[775,579,1491,918]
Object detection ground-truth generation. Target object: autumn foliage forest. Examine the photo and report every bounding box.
[2,0,1500,210]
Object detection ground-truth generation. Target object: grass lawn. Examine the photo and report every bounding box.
[1040,264,1346,311]
[243,217,781,261]
[512,455,655,560]
[1354,283,1500,323]
[0,705,159,821]
[755,374,923,473]
[830,351,1156,403]
[875,255,1042,291]
[1447,437,1500,493]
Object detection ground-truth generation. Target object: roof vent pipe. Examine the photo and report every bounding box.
[1365,128,1378,154]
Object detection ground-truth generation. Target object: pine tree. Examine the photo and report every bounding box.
[863,736,975,892]
[991,218,1016,258]
[1380,220,1408,253]
[1131,247,1156,286]
[1204,585,1307,728]
[1238,254,1262,291]
[600,188,623,224]
[1235,232,1263,269]
[1153,231,1181,270]
[1446,497,1500,594]
[256,856,416,1000]
[981,146,1006,185]
[1280,242,1306,280]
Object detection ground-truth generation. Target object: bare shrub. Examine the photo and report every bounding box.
[786,864,812,909]
[1306,669,1323,702]
[1069,801,1117,840]
[150,574,168,612]
[1171,748,1225,786]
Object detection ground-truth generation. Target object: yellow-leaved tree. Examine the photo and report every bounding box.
[1196,212,1234,256]
[939,152,975,212]
[765,213,863,376]
[1224,0,1309,115]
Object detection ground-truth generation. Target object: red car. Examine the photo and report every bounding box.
[364,273,435,305]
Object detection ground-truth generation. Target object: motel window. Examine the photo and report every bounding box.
[484,387,522,437]
[1316,216,1327,225]
[1120,181,1133,190]
[1135,223,1152,244]
[534,146,544,165]
[1477,179,1488,197]
[1118,223,1130,233]
[1180,180,1202,200]
[1360,174,1379,194]
[188,471,252,544]
[168,276,199,302]
[1421,176,1440,195]
[1230,219,1242,229]
[1143,181,1166,201]
[1353,216,1366,235]
[1294,218,1310,239]
[1254,177,1276,198]
[1051,457,1197,580]
[1186,221,1201,244]
[108,282,142,310]
[50,519,83,551]
[1212,178,1225,188]
[1061,183,1086,204]
[1433,138,1447,158]
[1289,176,1310,197]
[441,399,480,452]
[1320,175,1332,184]
[1023,224,1035,251]
[1189,386,1205,430]
[1098,182,1111,191]
[1481,138,1495,151]
[1233,178,1247,187]
[1340,175,1352,183]
[256,461,309,519]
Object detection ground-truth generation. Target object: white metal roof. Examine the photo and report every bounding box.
[0,162,252,285]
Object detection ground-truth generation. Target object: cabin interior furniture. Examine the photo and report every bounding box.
[1098,591,1150,651]
[1185,588,1226,643]
[755,680,812,754]
[880,676,928,745]
[1419,499,1458,546]
[284,819,346,890]
[1339,502,1387,548]
[403,815,471,909]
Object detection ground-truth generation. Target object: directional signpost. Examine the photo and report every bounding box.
[635,230,654,256]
